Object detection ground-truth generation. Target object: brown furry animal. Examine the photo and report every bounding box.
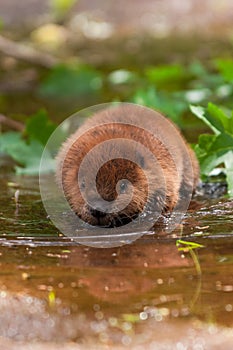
[56,104,199,227]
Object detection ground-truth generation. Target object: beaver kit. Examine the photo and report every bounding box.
[56,104,199,228]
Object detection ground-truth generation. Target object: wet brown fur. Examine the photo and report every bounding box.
[56,105,199,227]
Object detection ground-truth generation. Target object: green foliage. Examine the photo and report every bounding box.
[145,64,187,89]
[0,111,56,174]
[128,60,233,126]
[215,58,233,82]
[39,64,103,100]
[191,103,233,196]
[129,60,233,196]
[25,109,56,145]
[1,57,233,190]
[132,86,187,125]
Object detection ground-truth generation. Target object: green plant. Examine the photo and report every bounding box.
[191,103,233,196]
[0,110,56,174]
[132,86,187,126]
[38,64,103,100]
[1,59,233,182]
[176,239,204,309]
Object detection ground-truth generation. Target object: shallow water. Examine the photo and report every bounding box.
[0,171,232,349]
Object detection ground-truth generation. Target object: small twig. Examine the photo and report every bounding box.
[0,113,25,131]
[0,34,60,68]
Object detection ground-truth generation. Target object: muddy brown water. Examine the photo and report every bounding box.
[0,170,232,349]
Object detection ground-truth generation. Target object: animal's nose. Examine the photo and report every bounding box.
[89,207,106,218]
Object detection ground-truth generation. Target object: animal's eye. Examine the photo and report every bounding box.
[119,180,127,194]
[80,178,85,191]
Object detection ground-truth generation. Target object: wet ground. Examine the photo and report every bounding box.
[0,171,232,349]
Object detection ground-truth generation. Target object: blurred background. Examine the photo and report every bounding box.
[0,0,233,163]
[1,0,233,36]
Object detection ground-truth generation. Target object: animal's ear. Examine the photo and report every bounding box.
[135,151,145,169]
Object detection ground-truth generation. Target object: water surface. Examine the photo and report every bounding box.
[0,172,232,349]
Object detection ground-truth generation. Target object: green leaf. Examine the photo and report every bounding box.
[207,103,233,135]
[25,110,56,146]
[145,64,186,88]
[192,101,233,195]
[188,61,208,78]
[197,133,216,152]
[200,149,233,196]
[132,87,186,125]
[190,105,223,135]
[8,139,54,175]
[195,132,233,175]
[39,64,102,99]
[198,151,225,176]
[0,132,22,154]
[215,58,233,82]
[0,132,54,175]
[210,132,233,152]
[224,150,233,196]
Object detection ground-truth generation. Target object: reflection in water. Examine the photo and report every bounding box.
[0,174,232,347]
[60,242,193,303]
